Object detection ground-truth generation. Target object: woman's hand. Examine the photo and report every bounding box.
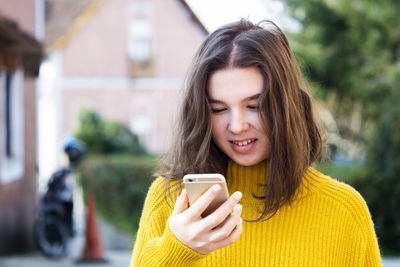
[169,185,243,255]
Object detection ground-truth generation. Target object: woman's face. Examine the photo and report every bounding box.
[207,67,271,166]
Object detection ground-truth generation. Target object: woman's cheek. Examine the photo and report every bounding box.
[249,112,263,128]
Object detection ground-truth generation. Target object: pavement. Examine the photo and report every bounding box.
[0,250,132,267]
[382,258,400,267]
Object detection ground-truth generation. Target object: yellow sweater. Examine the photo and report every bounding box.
[130,161,381,266]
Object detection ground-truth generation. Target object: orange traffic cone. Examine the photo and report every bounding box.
[76,194,108,263]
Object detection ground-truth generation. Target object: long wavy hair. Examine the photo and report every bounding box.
[158,19,324,221]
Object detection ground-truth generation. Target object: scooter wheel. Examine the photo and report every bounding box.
[34,215,69,259]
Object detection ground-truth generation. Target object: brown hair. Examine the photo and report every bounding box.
[158,19,323,221]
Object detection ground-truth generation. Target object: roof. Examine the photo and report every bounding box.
[0,15,43,76]
[44,0,95,52]
[177,0,209,35]
[45,0,208,52]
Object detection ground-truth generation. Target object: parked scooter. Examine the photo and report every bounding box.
[34,137,85,258]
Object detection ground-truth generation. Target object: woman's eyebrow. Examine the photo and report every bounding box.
[208,98,224,104]
[208,93,261,104]
[245,93,261,101]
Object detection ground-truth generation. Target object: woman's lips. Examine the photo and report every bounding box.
[230,138,257,153]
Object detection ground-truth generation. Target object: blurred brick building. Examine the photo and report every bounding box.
[44,0,207,155]
[0,0,44,254]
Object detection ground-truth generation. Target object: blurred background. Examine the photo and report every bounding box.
[0,0,399,265]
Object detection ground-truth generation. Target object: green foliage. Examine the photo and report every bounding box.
[77,154,158,235]
[283,0,400,254]
[316,161,366,184]
[357,101,400,255]
[74,109,156,236]
[75,109,146,155]
[285,0,400,120]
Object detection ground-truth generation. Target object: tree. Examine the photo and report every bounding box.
[75,109,146,155]
[284,0,399,130]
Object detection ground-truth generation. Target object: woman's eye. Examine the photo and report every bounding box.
[247,105,259,110]
[211,108,226,114]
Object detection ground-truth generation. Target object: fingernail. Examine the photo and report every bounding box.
[181,189,186,196]
[212,184,221,192]
[240,218,243,224]
[234,191,242,201]
[234,204,242,212]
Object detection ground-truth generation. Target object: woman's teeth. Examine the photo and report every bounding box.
[232,139,256,146]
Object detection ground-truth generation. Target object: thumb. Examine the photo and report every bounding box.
[172,189,188,215]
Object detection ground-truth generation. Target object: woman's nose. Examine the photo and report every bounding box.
[228,110,249,134]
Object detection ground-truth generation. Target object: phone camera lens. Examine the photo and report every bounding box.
[188,179,193,182]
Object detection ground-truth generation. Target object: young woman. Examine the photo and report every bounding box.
[130,20,381,266]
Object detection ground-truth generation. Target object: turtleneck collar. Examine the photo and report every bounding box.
[226,159,269,204]
[225,159,329,205]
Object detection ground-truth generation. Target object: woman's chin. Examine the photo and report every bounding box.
[231,156,264,167]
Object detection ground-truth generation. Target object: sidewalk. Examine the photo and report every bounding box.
[0,250,132,267]
[383,257,400,267]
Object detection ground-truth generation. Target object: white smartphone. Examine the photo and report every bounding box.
[183,173,229,217]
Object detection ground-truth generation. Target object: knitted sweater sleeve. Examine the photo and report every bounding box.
[353,190,382,266]
[129,177,205,267]
[334,182,382,266]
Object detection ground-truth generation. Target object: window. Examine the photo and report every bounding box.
[130,115,151,148]
[1,70,24,184]
[128,19,153,77]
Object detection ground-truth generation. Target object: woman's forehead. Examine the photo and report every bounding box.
[207,67,264,101]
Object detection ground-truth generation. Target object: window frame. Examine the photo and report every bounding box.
[0,70,25,184]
